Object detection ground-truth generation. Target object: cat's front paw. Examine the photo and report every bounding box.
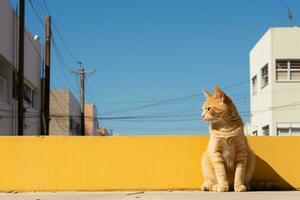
[212,183,229,192]
[201,182,212,191]
[234,184,247,192]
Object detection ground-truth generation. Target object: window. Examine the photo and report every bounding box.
[252,75,257,94]
[277,123,300,136]
[0,76,9,103]
[276,60,288,80]
[291,127,300,135]
[24,83,36,108]
[290,60,300,80]
[70,117,80,135]
[276,60,300,81]
[262,125,269,136]
[252,130,258,136]
[261,64,268,88]
[277,128,290,135]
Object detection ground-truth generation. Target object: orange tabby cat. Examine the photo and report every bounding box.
[200,86,255,192]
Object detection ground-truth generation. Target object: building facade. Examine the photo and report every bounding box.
[97,127,113,136]
[84,104,99,136]
[250,27,300,136]
[49,90,81,135]
[0,0,41,135]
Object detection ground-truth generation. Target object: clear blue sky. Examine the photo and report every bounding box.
[9,0,300,135]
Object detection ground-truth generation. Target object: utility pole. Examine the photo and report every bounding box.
[17,0,25,136]
[79,66,85,136]
[42,16,51,135]
[72,63,95,136]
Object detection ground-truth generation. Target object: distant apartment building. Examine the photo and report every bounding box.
[84,104,99,135]
[49,90,81,135]
[0,0,41,135]
[50,90,100,136]
[250,27,300,136]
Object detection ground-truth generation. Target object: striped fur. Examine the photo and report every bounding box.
[201,86,255,192]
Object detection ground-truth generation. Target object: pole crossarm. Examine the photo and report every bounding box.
[71,63,95,136]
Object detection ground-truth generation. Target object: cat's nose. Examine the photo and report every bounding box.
[201,111,205,118]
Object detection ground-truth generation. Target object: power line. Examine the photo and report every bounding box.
[41,0,51,15]
[86,78,97,104]
[28,0,79,99]
[101,80,249,115]
[21,2,257,133]
[26,1,251,126]
[3,102,299,122]
[28,0,88,131]
[92,93,249,106]
[28,0,44,27]
[101,94,201,115]
[52,38,78,92]
[40,0,78,62]
[46,103,300,121]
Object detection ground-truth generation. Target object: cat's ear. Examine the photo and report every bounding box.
[213,85,226,102]
[203,90,212,98]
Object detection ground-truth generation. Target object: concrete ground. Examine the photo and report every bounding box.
[0,191,299,200]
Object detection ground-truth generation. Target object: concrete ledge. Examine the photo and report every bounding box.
[0,136,298,191]
[1,191,300,200]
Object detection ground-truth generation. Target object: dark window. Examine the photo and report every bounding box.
[261,64,268,88]
[0,76,9,103]
[252,75,257,94]
[23,83,38,108]
[262,125,269,136]
[252,130,258,136]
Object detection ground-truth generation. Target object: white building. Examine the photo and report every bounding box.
[250,27,300,136]
[0,0,41,135]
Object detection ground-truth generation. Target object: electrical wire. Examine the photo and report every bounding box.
[86,78,97,104]
[28,0,82,114]
[40,0,78,62]
[101,80,249,115]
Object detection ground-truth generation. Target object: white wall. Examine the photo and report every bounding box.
[250,27,300,136]
[249,29,273,135]
[0,0,41,135]
[0,0,17,65]
[270,28,300,135]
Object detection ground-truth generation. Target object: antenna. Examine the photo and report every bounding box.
[285,5,294,27]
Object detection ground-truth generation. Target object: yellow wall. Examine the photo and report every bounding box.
[0,136,298,191]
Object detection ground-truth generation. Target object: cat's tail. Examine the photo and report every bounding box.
[249,181,292,191]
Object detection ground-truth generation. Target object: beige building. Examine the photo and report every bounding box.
[84,104,99,136]
[250,27,300,136]
[49,90,81,135]
[0,0,41,135]
[50,90,100,136]
[97,127,112,136]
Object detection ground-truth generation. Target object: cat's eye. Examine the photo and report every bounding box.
[207,107,211,111]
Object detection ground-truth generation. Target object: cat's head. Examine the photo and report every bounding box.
[201,85,234,122]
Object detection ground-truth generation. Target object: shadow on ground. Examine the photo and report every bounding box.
[251,155,294,190]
